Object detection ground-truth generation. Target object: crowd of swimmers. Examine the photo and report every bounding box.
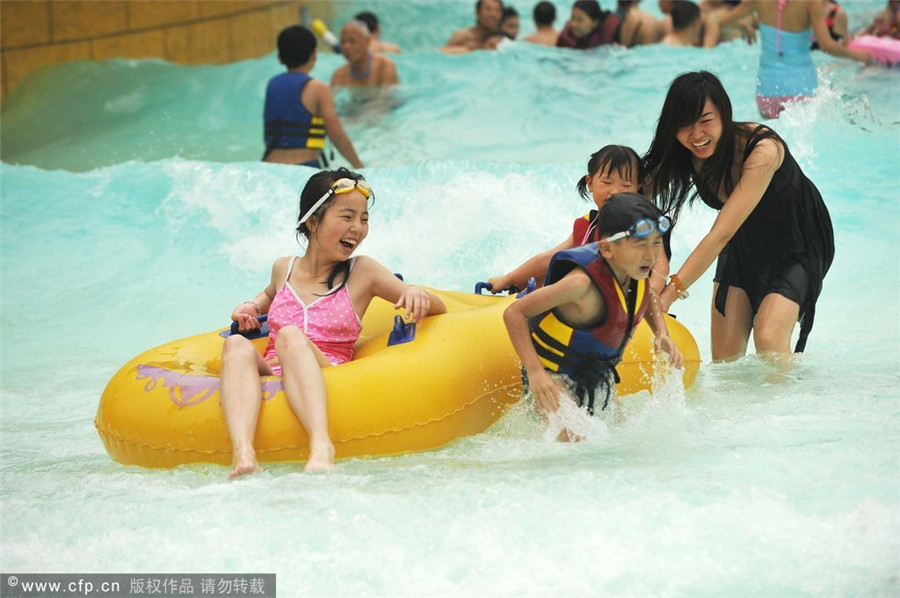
[242,1,896,476]
[263,0,894,171]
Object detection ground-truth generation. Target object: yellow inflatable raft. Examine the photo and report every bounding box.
[95,289,700,468]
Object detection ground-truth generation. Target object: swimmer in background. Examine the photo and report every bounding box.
[811,1,848,49]
[616,0,662,47]
[660,0,704,46]
[718,0,871,119]
[856,0,900,39]
[501,6,521,39]
[354,11,402,53]
[263,25,363,168]
[700,0,758,43]
[482,30,514,50]
[557,0,621,49]
[443,0,505,53]
[503,193,682,441]
[486,145,670,296]
[523,1,561,45]
[331,20,399,89]
[657,1,721,48]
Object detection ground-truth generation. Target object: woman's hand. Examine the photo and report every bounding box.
[654,333,683,369]
[395,285,432,323]
[231,302,262,332]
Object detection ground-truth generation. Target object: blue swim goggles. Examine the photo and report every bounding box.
[602,215,672,243]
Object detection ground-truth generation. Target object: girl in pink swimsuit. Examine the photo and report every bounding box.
[220,168,447,478]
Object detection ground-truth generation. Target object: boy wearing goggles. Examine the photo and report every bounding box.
[503,193,683,439]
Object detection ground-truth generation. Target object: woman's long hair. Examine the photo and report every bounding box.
[296,167,367,291]
[642,71,744,223]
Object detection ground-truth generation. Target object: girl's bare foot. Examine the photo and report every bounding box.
[228,448,262,479]
[303,441,335,472]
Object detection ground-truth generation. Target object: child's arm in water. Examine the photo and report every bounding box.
[643,287,683,369]
[503,270,594,413]
[351,255,447,322]
[230,257,286,332]
[487,233,575,293]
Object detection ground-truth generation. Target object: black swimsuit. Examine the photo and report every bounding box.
[703,126,835,352]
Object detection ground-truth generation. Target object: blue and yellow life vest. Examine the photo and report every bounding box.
[263,72,326,153]
[528,243,649,412]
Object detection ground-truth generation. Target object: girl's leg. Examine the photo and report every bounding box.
[710,282,753,362]
[274,326,336,472]
[752,293,800,355]
[221,335,274,479]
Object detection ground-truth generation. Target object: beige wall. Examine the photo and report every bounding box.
[0,0,334,102]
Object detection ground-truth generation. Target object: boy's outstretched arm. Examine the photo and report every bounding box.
[503,273,590,413]
[644,288,683,369]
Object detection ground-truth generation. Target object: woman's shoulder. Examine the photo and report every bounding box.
[737,124,785,171]
[738,122,784,151]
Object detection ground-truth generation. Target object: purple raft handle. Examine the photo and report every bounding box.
[387,315,417,346]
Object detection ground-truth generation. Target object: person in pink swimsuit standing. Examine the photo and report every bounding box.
[221,168,447,478]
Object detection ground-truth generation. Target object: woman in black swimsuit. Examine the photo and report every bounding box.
[642,71,835,361]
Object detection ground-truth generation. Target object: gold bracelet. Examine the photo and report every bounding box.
[669,274,689,299]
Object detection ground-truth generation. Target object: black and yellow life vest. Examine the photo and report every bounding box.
[528,243,649,412]
[263,72,326,153]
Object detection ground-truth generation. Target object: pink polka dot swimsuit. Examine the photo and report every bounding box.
[264,256,362,374]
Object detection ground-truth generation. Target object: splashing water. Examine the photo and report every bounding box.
[2,1,899,595]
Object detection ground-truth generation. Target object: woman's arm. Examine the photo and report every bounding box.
[810,1,871,62]
[659,137,782,310]
[651,250,670,296]
[643,288,683,369]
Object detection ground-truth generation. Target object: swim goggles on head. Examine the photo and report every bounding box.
[298,178,374,225]
[601,215,671,243]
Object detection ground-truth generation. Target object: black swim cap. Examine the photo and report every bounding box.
[596,193,663,240]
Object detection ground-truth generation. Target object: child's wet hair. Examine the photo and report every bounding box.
[296,167,367,241]
[596,192,662,240]
[576,145,644,201]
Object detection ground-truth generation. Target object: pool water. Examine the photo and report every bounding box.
[1,1,898,595]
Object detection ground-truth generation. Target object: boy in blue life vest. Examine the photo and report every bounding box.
[263,25,363,169]
[503,193,683,437]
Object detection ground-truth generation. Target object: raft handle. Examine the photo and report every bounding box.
[387,315,417,346]
[220,314,270,339]
[474,278,536,297]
